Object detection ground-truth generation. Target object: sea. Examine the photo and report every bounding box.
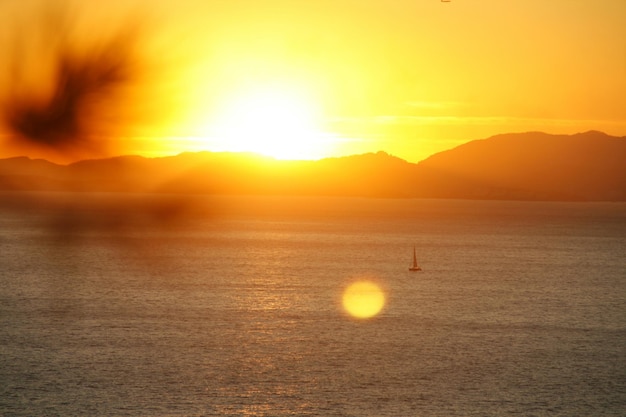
[1,192,625,416]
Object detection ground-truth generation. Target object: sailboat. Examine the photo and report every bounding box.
[409,246,422,271]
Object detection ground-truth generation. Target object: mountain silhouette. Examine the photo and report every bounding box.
[415,131,626,200]
[1,131,625,201]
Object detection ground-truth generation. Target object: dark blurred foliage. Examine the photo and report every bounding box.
[1,4,144,158]
[0,4,207,263]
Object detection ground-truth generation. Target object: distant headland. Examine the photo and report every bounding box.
[1,131,625,201]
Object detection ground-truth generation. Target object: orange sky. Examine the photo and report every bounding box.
[1,0,625,163]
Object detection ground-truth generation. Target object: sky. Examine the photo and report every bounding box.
[1,0,625,163]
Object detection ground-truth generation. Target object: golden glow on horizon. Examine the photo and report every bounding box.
[193,85,338,160]
[342,281,386,319]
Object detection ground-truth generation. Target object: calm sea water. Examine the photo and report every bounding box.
[1,193,625,416]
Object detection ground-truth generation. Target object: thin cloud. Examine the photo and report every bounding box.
[404,101,469,110]
[371,115,626,129]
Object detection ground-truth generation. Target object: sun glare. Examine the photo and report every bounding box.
[342,281,386,319]
[204,85,335,160]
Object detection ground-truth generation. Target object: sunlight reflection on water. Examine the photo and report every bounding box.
[1,195,625,416]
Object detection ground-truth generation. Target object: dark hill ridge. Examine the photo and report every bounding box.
[1,131,625,201]
[416,131,626,200]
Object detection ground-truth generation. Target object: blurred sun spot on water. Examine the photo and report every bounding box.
[342,281,385,319]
